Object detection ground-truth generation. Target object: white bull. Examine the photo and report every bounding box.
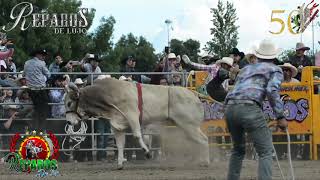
[64,78,209,169]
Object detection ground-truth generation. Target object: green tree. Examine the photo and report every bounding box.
[170,39,184,56]
[278,49,295,62]
[204,0,239,58]
[105,33,157,72]
[170,38,200,62]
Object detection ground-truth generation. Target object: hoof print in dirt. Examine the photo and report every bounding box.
[145,152,152,159]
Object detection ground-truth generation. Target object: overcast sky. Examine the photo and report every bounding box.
[81,0,320,54]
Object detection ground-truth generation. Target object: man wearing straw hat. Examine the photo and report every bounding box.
[225,39,288,180]
[279,63,300,83]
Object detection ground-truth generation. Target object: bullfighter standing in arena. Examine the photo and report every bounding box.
[224,39,288,180]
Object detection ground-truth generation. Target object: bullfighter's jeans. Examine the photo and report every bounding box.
[95,119,110,160]
[28,89,49,131]
[225,103,273,180]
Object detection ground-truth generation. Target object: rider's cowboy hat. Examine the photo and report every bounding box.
[296,42,310,51]
[279,63,298,77]
[253,39,281,59]
[74,78,84,85]
[216,57,234,67]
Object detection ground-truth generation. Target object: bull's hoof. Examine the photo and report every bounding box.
[145,152,152,159]
[117,164,124,170]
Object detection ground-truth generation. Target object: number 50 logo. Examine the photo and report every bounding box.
[269,10,301,35]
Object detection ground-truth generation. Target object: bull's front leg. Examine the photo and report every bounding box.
[113,129,126,170]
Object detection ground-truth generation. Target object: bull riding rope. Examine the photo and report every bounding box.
[273,128,295,180]
[62,121,88,156]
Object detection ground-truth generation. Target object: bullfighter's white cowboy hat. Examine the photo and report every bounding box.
[215,57,234,67]
[253,39,281,59]
[279,63,298,77]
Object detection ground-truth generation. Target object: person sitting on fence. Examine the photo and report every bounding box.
[279,63,300,83]
[23,49,50,131]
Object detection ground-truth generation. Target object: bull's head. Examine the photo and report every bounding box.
[64,82,81,125]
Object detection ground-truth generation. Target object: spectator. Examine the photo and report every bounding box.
[0,109,17,130]
[49,53,63,73]
[81,54,102,85]
[229,48,243,68]
[15,88,33,118]
[74,78,85,88]
[288,42,312,80]
[48,53,63,84]
[150,60,165,85]
[279,63,300,83]
[0,33,14,61]
[172,72,183,86]
[163,53,185,86]
[23,49,50,131]
[239,52,257,69]
[2,89,14,106]
[159,77,168,86]
[121,56,141,82]
[0,63,16,87]
[95,117,111,161]
[15,72,27,87]
[49,75,66,118]
[6,57,16,79]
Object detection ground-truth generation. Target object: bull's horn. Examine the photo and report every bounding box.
[68,82,79,92]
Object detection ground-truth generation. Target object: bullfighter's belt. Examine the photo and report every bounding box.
[226,99,261,108]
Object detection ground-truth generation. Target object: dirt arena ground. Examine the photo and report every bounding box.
[1,160,320,180]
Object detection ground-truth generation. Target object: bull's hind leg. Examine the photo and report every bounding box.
[177,123,210,165]
[126,114,151,159]
[113,128,126,169]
